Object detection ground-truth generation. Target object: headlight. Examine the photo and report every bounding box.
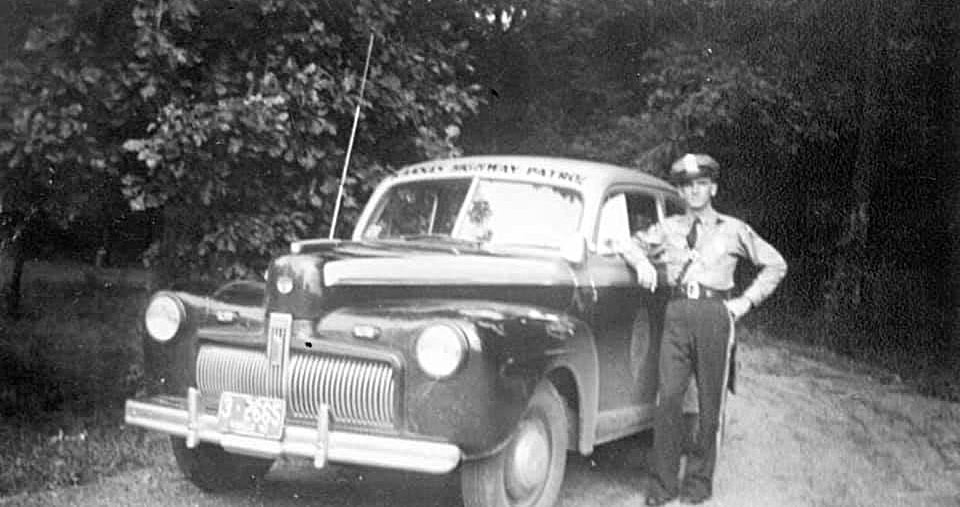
[144,294,184,342]
[415,324,467,379]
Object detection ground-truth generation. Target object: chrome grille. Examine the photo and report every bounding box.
[196,344,397,428]
[197,346,283,397]
[288,353,395,426]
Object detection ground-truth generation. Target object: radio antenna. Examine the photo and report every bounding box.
[329,32,375,240]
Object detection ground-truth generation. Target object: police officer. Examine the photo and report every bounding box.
[622,153,787,505]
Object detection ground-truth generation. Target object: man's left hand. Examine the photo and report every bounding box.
[724,297,751,321]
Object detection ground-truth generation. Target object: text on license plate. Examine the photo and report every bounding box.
[217,391,286,440]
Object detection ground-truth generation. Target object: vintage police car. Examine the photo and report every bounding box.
[125,155,685,507]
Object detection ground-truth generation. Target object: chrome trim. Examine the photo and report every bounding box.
[316,404,330,468]
[352,324,381,340]
[276,276,294,294]
[145,292,186,343]
[196,345,396,428]
[290,238,341,254]
[450,175,480,238]
[267,312,292,367]
[124,397,460,474]
[281,320,293,402]
[197,346,283,397]
[186,387,199,448]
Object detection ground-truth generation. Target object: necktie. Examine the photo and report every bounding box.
[686,218,700,249]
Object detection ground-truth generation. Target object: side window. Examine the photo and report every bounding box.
[597,193,630,254]
[626,193,658,234]
[596,191,658,254]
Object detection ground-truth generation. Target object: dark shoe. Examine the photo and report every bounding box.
[678,485,711,504]
[645,483,677,506]
[645,491,677,506]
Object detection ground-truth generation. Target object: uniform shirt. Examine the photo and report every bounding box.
[625,209,787,306]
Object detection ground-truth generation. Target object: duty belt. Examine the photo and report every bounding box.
[670,282,731,300]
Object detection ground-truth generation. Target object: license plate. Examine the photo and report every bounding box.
[217,391,286,440]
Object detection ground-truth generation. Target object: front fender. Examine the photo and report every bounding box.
[319,299,596,459]
[142,286,267,395]
[141,291,207,396]
[543,320,599,456]
[447,310,599,460]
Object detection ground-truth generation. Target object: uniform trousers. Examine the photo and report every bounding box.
[652,297,734,496]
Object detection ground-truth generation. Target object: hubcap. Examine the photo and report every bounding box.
[505,418,550,502]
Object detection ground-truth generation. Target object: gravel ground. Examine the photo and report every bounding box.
[2,337,958,507]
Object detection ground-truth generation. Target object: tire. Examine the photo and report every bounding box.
[170,437,273,492]
[461,381,568,507]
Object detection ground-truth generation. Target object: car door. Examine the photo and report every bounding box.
[585,187,664,444]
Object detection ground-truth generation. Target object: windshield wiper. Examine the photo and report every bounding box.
[402,233,463,242]
[400,234,486,251]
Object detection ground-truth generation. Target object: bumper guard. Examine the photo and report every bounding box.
[124,388,461,474]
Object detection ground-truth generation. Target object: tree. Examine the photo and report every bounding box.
[455,0,950,380]
[0,1,137,316]
[823,0,883,352]
[0,0,483,305]
[120,0,481,282]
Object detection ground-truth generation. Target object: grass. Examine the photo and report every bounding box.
[0,276,171,496]
[0,412,173,494]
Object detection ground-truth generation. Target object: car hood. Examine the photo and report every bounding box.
[266,240,581,317]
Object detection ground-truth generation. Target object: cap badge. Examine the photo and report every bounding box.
[682,154,699,176]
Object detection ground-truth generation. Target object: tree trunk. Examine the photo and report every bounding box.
[0,212,27,318]
[825,0,884,353]
[149,205,181,291]
[149,203,197,292]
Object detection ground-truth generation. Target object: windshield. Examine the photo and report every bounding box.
[361,177,583,249]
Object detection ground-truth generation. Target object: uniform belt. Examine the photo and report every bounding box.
[670,283,731,300]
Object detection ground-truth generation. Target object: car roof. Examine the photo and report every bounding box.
[388,155,675,195]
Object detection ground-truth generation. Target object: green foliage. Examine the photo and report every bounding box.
[1,0,483,280]
[117,0,482,278]
[638,42,813,150]
[456,0,951,383]
[0,29,128,226]
[458,0,835,177]
[0,0,948,289]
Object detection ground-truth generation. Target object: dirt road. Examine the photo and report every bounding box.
[3,337,958,507]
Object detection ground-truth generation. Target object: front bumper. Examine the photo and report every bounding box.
[124,389,461,475]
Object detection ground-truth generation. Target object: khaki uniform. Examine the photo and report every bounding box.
[624,209,786,499]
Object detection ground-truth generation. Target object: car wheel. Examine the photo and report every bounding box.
[461,381,568,507]
[170,437,273,492]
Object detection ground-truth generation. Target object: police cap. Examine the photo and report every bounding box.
[669,153,720,184]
